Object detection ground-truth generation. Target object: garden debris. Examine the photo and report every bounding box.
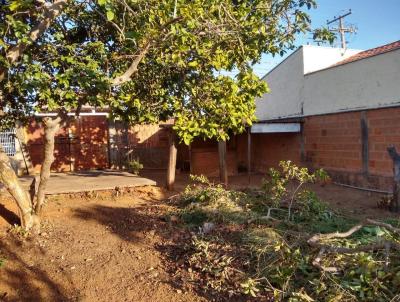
[169,162,400,301]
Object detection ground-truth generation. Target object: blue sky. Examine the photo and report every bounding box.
[247,0,400,77]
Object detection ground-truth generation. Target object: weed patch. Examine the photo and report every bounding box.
[170,163,400,301]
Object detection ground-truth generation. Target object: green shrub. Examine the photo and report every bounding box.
[127,158,143,175]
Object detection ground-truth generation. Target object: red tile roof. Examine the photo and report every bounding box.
[333,40,400,67]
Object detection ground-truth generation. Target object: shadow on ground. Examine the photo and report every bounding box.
[0,204,20,226]
[0,236,76,302]
[72,201,246,302]
[73,204,164,243]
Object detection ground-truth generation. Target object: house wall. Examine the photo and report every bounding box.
[250,107,400,191]
[251,44,400,190]
[303,111,362,173]
[302,46,361,74]
[109,121,169,169]
[190,138,237,177]
[108,121,189,170]
[255,45,361,121]
[367,108,400,178]
[26,117,189,173]
[255,47,305,121]
[304,48,400,116]
[251,133,301,172]
[27,116,109,173]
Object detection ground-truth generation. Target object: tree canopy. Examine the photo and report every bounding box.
[1,0,322,143]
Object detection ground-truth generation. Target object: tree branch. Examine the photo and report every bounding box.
[111,42,150,86]
[110,16,183,86]
[0,0,68,82]
[365,218,400,235]
[307,224,364,246]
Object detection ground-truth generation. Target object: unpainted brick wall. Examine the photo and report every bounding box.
[249,107,400,190]
[111,121,189,170]
[190,138,237,177]
[72,117,109,171]
[250,133,301,173]
[367,107,400,177]
[27,116,109,173]
[303,111,362,172]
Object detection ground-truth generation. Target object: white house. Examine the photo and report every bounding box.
[251,40,400,190]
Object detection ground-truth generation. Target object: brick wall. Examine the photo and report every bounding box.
[72,117,109,171]
[28,120,71,172]
[367,107,400,177]
[251,133,301,173]
[249,107,400,191]
[303,112,362,172]
[27,116,109,173]
[190,138,237,177]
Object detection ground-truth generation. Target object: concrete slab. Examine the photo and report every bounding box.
[1,170,156,195]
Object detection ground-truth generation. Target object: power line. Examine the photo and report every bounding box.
[327,9,357,49]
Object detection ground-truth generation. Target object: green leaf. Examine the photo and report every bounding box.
[188,61,198,67]
[9,2,21,11]
[106,10,115,21]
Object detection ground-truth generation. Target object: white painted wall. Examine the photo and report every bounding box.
[303,48,400,116]
[302,45,361,74]
[255,45,362,121]
[255,47,304,121]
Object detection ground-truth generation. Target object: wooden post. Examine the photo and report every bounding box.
[166,129,177,191]
[247,128,251,184]
[361,111,369,175]
[387,146,400,212]
[218,140,228,186]
[188,144,193,174]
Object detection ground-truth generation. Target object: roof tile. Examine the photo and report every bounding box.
[333,40,400,67]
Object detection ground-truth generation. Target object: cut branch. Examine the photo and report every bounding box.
[307,224,364,246]
[308,219,400,272]
[312,248,340,273]
[365,218,400,235]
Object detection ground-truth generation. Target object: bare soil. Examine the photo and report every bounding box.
[0,175,398,302]
[0,187,206,302]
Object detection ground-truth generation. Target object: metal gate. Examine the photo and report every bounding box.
[109,121,170,169]
[0,128,16,156]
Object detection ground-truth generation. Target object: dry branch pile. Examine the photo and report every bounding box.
[169,165,400,301]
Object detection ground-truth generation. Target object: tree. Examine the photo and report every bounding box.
[0,0,322,230]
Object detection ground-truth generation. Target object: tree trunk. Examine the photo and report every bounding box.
[166,130,177,191]
[0,114,64,230]
[0,146,37,229]
[218,140,228,186]
[34,116,62,215]
[387,146,400,212]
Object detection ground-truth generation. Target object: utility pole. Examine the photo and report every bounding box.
[327,9,356,49]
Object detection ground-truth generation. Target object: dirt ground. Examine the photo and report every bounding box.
[0,187,208,302]
[0,173,399,302]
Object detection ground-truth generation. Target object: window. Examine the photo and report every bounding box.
[0,129,16,156]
